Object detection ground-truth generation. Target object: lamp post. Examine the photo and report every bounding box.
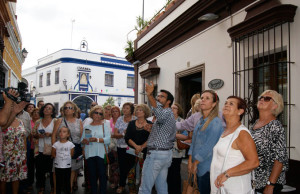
[117,97,121,107]
[63,79,67,90]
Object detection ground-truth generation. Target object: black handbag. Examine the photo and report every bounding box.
[64,119,82,159]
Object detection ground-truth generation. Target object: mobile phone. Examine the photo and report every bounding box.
[38,129,45,134]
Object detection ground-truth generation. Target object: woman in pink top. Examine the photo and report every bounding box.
[108,106,121,189]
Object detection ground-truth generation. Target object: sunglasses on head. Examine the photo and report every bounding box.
[258,96,273,102]
[64,106,73,110]
[94,111,103,116]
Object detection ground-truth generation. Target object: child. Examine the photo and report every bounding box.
[52,126,74,194]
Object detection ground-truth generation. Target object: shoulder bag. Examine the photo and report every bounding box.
[64,119,82,159]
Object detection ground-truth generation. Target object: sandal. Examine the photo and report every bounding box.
[110,183,116,189]
[73,182,78,191]
[116,187,125,193]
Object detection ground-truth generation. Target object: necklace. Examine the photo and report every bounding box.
[136,119,146,129]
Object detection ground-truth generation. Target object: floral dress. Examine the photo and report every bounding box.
[0,119,27,182]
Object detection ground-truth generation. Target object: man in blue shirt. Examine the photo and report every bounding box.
[139,81,176,194]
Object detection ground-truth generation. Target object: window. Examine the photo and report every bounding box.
[105,71,114,87]
[46,71,51,86]
[127,74,134,88]
[55,69,59,84]
[54,102,59,116]
[39,73,43,87]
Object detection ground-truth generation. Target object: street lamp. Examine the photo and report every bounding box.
[117,97,121,107]
[63,79,67,90]
[22,48,28,58]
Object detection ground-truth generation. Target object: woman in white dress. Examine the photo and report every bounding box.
[210,96,259,194]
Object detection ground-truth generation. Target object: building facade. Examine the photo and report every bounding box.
[127,0,299,190]
[22,49,134,115]
[0,0,26,88]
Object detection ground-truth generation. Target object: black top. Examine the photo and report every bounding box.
[124,119,151,148]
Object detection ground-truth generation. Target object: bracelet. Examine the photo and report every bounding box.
[223,171,230,178]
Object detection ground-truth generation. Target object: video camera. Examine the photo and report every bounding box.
[0,82,31,108]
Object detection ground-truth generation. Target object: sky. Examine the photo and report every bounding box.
[16,0,167,69]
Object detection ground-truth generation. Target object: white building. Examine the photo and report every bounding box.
[22,48,134,115]
[127,0,300,188]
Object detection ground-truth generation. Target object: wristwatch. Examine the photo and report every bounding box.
[266,181,276,186]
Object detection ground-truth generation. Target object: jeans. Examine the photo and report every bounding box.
[87,156,107,194]
[197,171,210,194]
[138,150,172,194]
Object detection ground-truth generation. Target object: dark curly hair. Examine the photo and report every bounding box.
[39,103,56,118]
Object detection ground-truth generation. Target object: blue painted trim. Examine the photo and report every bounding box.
[105,71,114,74]
[127,74,134,77]
[101,57,131,65]
[36,57,134,71]
[60,91,134,98]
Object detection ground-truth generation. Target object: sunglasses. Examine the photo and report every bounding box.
[91,104,96,107]
[64,106,73,110]
[94,111,104,116]
[258,96,273,102]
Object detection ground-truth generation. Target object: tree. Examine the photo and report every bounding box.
[102,96,115,107]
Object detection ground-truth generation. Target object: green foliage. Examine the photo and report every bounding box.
[102,96,115,107]
[124,40,134,57]
[134,16,149,32]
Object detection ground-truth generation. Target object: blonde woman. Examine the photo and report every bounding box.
[186,93,201,118]
[188,90,224,193]
[250,90,288,194]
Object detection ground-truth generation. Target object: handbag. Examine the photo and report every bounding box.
[217,129,256,194]
[64,119,82,159]
[177,139,190,150]
[182,173,200,194]
[43,143,52,155]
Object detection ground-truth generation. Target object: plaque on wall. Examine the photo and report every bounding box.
[208,79,224,90]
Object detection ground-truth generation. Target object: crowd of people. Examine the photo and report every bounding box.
[0,84,288,194]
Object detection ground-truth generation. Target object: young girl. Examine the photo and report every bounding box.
[52,126,74,194]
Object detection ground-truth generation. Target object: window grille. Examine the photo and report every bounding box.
[232,22,294,157]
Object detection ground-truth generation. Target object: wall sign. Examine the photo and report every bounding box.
[208,79,224,90]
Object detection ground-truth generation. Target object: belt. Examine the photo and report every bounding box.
[147,147,172,151]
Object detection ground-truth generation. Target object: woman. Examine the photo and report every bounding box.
[124,104,152,194]
[24,103,36,114]
[167,103,188,194]
[52,101,83,193]
[81,105,111,194]
[104,104,112,120]
[114,102,136,193]
[26,108,40,191]
[108,106,121,189]
[186,93,201,118]
[188,90,224,193]
[34,103,56,194]
[0,118,27,194]
[250,90,288,194]
[211,96,259,193]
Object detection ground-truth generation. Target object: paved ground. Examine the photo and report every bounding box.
[13,158,298,193]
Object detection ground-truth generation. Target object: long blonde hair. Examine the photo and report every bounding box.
[191,93,201,114]
[200,90,219,131]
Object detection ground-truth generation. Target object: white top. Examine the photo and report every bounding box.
[210,125,252,194]
[38,119,55,152]
[53,141,75,168]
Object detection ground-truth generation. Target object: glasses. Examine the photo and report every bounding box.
[94,111,104,116]
[91,104,96,107]
[157,95,166,99]
[64,106,73,110]
[45,107,53,110]
[258,96,273,102]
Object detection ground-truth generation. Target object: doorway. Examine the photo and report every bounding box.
[175,64,204,118]
[73,96,93,119]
